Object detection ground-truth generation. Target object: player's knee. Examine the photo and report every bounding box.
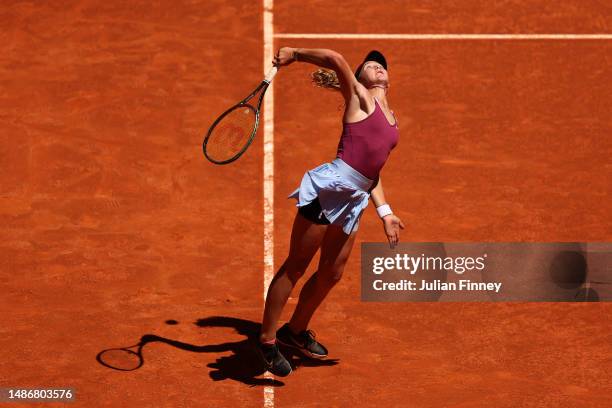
[286,268,305,284]
[320,265,344,285]
[284,257,310,283]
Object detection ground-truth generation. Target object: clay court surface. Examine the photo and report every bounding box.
[1,1,611,406]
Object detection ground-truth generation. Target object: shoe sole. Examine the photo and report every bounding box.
[276,337,328,360]
[255,343,293,377]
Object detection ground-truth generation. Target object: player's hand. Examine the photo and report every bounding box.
[382,214,405,249]
[273,47,297,67]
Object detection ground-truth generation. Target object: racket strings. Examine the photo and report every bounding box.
[206,106,257,162]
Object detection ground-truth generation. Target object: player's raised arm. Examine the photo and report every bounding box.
[273,47,361,102]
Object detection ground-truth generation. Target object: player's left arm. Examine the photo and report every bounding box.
[370,178,405,248]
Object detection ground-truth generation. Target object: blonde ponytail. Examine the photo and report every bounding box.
[311,68,341,91]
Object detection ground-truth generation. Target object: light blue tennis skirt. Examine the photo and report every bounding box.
[288,158,374,235]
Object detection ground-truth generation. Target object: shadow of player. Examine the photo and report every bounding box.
[193,316,282,386]
[96,316,339,387]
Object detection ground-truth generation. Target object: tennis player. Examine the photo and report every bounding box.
[256,48,405,376]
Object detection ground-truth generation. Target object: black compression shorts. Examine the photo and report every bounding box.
[298,197,330,225]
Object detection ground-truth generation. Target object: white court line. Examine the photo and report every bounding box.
[262,0,276,405]
[275,33,612,40]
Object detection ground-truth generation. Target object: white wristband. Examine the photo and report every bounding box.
[376,204,393,218]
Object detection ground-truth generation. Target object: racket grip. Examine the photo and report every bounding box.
[264,65,279,83]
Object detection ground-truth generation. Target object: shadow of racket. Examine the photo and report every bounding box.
[96,334,159,371]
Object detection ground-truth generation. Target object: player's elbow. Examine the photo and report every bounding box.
[326,51,346,69]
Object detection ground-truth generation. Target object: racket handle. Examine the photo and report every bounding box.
[264,65,279,83]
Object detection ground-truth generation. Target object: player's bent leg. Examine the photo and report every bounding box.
[256,211,327,374]
[259,211,326,343]
[278,225,357,358]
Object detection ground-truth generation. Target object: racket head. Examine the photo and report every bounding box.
[96,345,144,371]
[203,103,259,164]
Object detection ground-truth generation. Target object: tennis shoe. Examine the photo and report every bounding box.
[276,323,328,359]
[255,340,292,377]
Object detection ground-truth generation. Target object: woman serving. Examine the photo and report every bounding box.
[257,47,405,377]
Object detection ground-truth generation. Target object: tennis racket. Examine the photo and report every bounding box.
[203,65,279,164]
